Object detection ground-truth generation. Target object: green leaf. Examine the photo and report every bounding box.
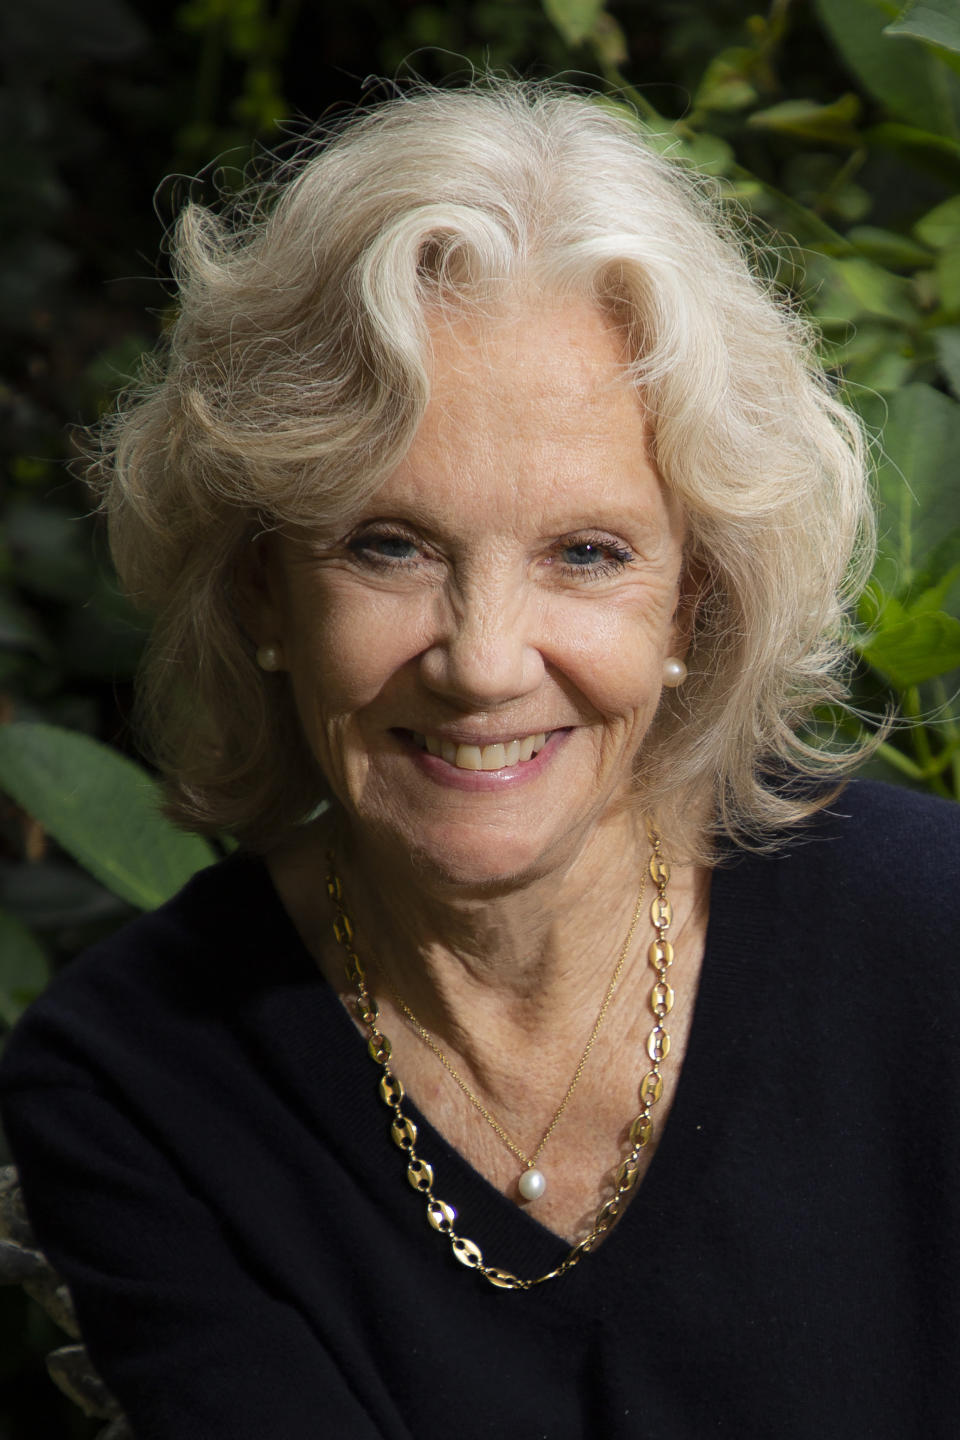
[858,609,960,684]
[641,126,735,176]
[591,12,628,67]
[856,382,960,581]
[904,560,960,613]
[933,324,960,393]
[936,243,960,309]
[824,320,917,390]
[671,131,735,175]
[0,723,216,909]
[730,169,855,253]
[809,254,919,323]
[864,121,960,181]
[0,909,49,1029]
[693,48,759,114]
[914,193,960,246]
[748,93,862,144]
[858,582,906,628]
[815,0,960,134]
[907,530,960,606]
[848,224,934,269]
[885,0,960,56]
[841,257,919,319]
[541,0,605,46]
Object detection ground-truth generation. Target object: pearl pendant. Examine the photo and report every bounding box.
[518,1168,546,1201]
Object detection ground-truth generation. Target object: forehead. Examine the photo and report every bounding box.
[369,296,671,535]
[420,296,641,442]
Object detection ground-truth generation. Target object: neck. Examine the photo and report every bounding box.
[269,805,709,1201]
[273,805,704,1006]
[342,808,644,991]
[322,805,709,1086]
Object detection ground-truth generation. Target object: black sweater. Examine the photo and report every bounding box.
[2,781,959,1439]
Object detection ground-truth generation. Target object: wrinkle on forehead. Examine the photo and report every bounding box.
[422,295,639,443]
[409,298,660,516]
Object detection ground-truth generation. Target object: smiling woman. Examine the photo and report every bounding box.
[250,299,686,888]
[93,83,869,859]
[1,79,958,1440]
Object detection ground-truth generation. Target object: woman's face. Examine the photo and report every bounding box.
[258,298,687,887]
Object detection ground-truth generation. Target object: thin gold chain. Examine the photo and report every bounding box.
[384,872,647,1171]
[326,828,677,1291]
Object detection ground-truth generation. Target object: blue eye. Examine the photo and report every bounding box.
[347,530,420,564]
[562,542,607,566]
[557,537,634,580]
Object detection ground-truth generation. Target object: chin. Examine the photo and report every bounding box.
[389,817,579,896]
[408,851,544,897]
[336,749,624,893]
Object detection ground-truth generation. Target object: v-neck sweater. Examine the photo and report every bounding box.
[1,780,959,1439]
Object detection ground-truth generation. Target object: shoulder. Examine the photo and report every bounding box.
[0,852,309,1095]
[705,782,960,1065]
[751,778,959,894]
[35,848,281,993]
[815,777,960,852]
[713,779,960,961]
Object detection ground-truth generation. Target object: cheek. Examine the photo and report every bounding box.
[558,598,674,721]
[282,582,426,719]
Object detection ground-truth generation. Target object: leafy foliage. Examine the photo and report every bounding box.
[0,725,216,910]
[0,2,958,1430]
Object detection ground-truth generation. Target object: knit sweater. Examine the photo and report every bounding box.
[1,781,959,1439]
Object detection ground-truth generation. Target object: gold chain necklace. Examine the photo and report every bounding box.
[384,871,646,1201]
[326,829,676,1291]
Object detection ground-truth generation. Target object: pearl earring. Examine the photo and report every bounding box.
[662,656,687,688]
[256,643,283,672]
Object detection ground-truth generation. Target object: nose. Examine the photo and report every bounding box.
[418,577,545,709]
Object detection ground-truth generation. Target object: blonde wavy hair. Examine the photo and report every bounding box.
[92,80,874,856]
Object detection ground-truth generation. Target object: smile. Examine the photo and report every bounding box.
[409,731,551,771]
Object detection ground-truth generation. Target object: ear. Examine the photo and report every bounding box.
[233,531,286,650]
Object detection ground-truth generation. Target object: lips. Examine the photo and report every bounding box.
[407,731,552,772]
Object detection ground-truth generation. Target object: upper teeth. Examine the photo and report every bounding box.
[413,732,549,771]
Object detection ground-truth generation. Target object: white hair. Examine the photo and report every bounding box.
[92,80,875,857]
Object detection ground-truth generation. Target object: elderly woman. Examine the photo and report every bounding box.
[1,82,958,1439]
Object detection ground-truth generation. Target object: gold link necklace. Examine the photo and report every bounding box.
[326,828,676,1291]
[383,871,646,1200]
